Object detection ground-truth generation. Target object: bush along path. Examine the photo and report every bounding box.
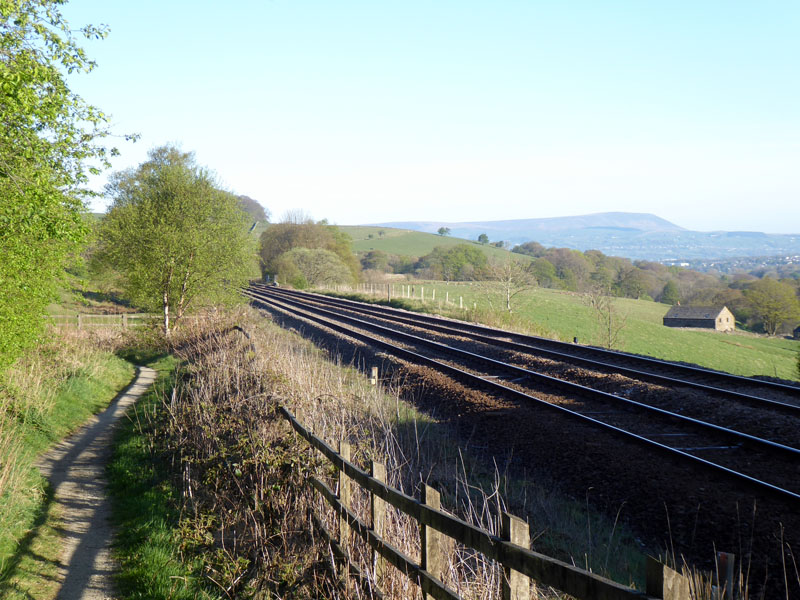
[35,366,156,600]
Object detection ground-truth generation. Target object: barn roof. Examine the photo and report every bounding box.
[664,305,728,320]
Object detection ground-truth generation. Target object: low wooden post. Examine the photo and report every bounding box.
[77,314,82,329]
[370,366,378,385]
[339,442,352,553]
[432,289,435,301]
[421,485,444,599]
[421,286,425,302]
[371,461,387,589]
[646,556,691,600]
[716,552,735,599]
[459,296,463,309]
[122,314,128,329]
[446,291,449,303]
[501,513,531,600]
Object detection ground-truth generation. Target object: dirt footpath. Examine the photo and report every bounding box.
[36,366,156,600]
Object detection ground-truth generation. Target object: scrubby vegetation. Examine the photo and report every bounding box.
[108,307,649,598]
[260,216,360,288]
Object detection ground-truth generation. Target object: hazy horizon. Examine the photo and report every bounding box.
[64,2,800,234]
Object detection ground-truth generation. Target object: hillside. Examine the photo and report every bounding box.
[370,212,800,261]
[342,225,519,260]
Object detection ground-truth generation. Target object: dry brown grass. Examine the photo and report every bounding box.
[150,306,648,598]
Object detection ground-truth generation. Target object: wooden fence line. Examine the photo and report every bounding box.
[279,405,660,600]
[50,313,153,329]
[50,313,203,329]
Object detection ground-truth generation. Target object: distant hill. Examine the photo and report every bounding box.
[369,212,800,261]
[341,226,519,261]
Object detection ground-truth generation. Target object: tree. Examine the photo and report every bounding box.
[660,280,681,305]
[583,284,628,349]
[437,227,451,236]
[275,248,352,288]
[512,241,547,257]
[237,195,269,222]
[259,218,360,283]
[0,1,119,369]
[532,258,557,288]
[419,244,488,281]
[744,277,800,335]
[477,233,489,244]
[360,250,389,272]
[615,266,648,299]
[483,258,537,313]
[96,146,256,335]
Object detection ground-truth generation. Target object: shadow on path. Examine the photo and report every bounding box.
[30,366,157,600]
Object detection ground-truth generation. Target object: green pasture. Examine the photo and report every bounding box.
[342,226,518,260]
[346,281,800,381]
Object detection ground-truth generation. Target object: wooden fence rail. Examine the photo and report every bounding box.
[279,405,662,600]
[50,313,203,329]
[50,313,154,328]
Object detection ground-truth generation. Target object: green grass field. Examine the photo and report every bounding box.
[342,225,519,260]
[341,281,800,381]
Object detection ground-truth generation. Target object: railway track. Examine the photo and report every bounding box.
[245,285,800,508]
[251,283,800,411]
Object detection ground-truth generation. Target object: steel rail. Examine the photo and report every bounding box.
[256,284,800,402]
[246,289,800,507]
[246,287,800,458]
[255,285,800,415]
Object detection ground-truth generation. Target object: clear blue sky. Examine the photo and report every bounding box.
[63,1,800,233]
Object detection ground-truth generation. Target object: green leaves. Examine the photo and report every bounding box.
[96,145,257,334]
[0,0,115,369]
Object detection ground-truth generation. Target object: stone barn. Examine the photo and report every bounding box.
[663,306,735,332]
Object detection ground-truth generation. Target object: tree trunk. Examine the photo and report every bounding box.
[163,268,173,337]
[163,290,170,337]
[177,254,194,320]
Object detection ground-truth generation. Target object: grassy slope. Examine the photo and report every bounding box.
[349,282,800,381]
[0,352,134,599]
[343,225,518,260]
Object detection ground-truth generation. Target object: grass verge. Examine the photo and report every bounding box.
[0,330,135,599]
[106,352,223,600]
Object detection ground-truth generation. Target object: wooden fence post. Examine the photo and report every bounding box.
[339,441,352,551]
[421,485,444,599]
[371,461,387,589]
[338,441,352,589]
[459,296,463,309]
[76,314,82,329]
[370,366,378,385]
[646,556,691,600]
[122,314,128,329]
[716,552,735,599]
[501,512,531,600]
